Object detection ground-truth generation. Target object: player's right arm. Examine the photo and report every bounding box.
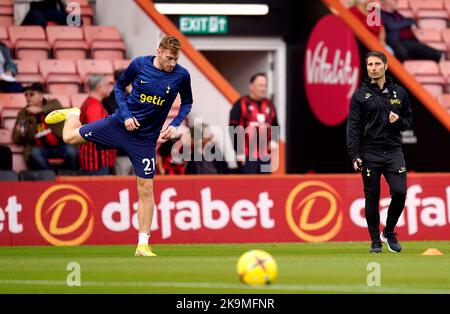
[114,57,141,131]
[347,92,363,171]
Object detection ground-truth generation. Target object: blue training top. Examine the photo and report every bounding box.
[113,55,193,139]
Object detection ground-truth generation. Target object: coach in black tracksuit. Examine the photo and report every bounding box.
[347,51,412,253]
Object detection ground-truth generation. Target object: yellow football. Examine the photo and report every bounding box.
[236,249,278,285]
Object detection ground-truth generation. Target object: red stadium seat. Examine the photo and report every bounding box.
[0,4,13,27]
[440,28,450,56]
[46,26,88,60]
[2,116,15,130]
[404,60,445,94]
[0,127,12,144]
[423,84,444,97]
[413,28,447,51]
[84,26,123,44]
[14,59,44,85]
[76,59,114,82]
[114,59,131,71]
[438,61,450,91]
[397,0,414,16]
[70,93,89,108]
[12,153,27,172]
[39,59,82,94]
[0,93,26,119]
[410,0,448,29]
[91,41,126,60]
[45,94,71,108]
[0,25,10,47]
[8,26,51,60]
[0,93,26,109]
[84,26,126,60]
[438,93,450,112]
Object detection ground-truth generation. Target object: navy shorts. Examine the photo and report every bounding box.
[79,116,157,179]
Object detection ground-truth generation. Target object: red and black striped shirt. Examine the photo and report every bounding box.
[79,97,117,171]
[229,96,279,160]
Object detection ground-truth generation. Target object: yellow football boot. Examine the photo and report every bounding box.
[45,107,80,124]
[135,244,157,257]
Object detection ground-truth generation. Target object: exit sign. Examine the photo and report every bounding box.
[179,16,228,34]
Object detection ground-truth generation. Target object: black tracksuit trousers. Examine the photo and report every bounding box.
[361,148,407,242]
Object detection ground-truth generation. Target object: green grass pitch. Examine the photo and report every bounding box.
[0,242,449,294]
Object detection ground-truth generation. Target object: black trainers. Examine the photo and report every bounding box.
[380,231,402,252]
[370,241,382,253]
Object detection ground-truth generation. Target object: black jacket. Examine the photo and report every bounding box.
[346,76,413,163]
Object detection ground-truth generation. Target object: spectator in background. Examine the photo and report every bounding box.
[349,0,394,54]
[185,123,229,175]
[12,83,77,170]
[156,139,186,175]
[78,74,117,175]
[14,0,82,27]
[229,73,279,174]
[0,42,23,93]
[102,69,134,175]
[0,145,13,170]
[381,0,442,62]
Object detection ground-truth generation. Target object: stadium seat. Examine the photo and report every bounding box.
[413,28,447,52]
[0,3,13,27]
[91,41,126,60]
[0,170,18,181]
[12,153,26,173]
[397,0,415,17]
[0,127,12,144]
[114,59,131,71]
[404,60,445,94]
[410,0,448,29]
[438,60,450,90]
[39,59,82,94]
[0,94,26,118]
[440,28,450,57]
[14,59,44,85]
[58,169,86,176]
[44,94,71,108]
[0,25,10,47]
[46,26,88,60]
[76,59,114,83]
[8,26,51,60]
[19,170,56,181]
[2,116,14,131]
[84,26,123,44]
[422,83,444,97]
[70,93,89,108]
[84,26,126,60]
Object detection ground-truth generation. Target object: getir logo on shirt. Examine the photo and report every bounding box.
[140,94,166,106]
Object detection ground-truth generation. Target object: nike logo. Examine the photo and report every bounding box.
[144,171,152,175]
[140,80,149,84]
[85,132,92,137]
[398,169,406,173]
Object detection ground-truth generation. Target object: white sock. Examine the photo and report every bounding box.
[138,233,150,245]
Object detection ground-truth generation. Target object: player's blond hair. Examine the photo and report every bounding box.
[159,36,182,54]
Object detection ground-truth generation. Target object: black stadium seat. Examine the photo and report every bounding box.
[0,170,19,181]
[19,170,56,181]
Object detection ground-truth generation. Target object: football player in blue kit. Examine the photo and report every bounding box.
[45,36,193,256]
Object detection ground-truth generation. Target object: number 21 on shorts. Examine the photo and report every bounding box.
[142,158,155,175]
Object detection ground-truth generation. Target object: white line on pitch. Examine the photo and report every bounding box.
[1,279,450,293]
